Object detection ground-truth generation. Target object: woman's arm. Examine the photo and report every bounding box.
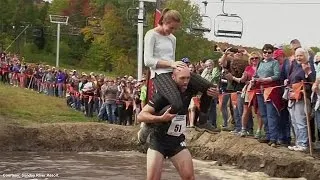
[144,31,173,69]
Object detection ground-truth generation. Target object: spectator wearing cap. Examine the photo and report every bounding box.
[273,48,291,146]
[273,44,284,50]
[181,57,190,65]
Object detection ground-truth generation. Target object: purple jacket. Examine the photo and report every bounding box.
[12,65,20,73]
[56,72,66,83]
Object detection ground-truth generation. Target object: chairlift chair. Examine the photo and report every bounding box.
[214,14,243,38]
[127,7,148,27]
[214,0,243,38]
[86,16,104,35]
[190,1,212,33]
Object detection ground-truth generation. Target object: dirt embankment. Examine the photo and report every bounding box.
[0,123,319,180]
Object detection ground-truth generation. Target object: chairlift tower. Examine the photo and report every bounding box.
[49,15,69,68]
[128,0,156,81]
[190,1,212,33]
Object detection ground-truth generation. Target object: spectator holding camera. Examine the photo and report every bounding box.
[219,47,250,134]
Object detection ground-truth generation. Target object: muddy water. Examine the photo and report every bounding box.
[0,151,306,180]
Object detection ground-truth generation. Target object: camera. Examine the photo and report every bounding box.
[229,47,238,53]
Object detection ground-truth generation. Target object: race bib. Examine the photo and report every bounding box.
[167,115,186,136]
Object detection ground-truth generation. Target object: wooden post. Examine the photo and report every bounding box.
[302,80,313,156]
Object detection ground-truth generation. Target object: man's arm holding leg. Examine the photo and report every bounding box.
[138,105,175,124]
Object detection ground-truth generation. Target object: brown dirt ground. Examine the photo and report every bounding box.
[0,123,319,179]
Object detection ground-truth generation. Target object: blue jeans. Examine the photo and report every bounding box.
[288,100,308,147]
[221,94,230,127]
[117,103,125,125]
[233,93,253,132]
[208,98,217,128]
[278,107,291,143]
[106,102,117,123]
[98,103,107,120]
[316,110,320,133]
[74,97,81,111]
[99,102,117,123]
[233,93,243,132]
[93,97,102,114]
[47,85,54,96]
[257,94,280,142]
[57,83,64,98]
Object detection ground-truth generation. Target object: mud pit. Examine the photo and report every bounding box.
[0,123,319,180]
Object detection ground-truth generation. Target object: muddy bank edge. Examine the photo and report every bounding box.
[0,123,319,179]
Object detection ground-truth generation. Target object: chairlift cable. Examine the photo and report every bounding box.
[206,1,320,5]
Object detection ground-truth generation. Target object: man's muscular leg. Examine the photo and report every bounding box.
[170,149,195,180]
[146,148,165,180]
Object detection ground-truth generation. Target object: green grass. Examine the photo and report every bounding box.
[0,84,93,125]
[214,105,258,131]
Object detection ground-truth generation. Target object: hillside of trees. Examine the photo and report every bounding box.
[0,0,217,75]
[1,0,318,75]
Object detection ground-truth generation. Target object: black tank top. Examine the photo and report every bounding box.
[148,88,196,143]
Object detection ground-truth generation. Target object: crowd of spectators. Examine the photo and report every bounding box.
[1,38,320,152]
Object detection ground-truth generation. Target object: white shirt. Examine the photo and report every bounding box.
[82,82,94,92]
[144,29,176,78]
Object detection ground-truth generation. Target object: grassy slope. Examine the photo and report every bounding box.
[0,84,91,125]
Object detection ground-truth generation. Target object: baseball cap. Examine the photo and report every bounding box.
[181,57,190,64]
[273,49,285,59]
[273,44,283,50]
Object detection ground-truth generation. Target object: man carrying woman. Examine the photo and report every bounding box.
[139,8,216,143]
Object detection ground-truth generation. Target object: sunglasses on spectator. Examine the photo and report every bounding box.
[263,51,273,54]
[250,57,259,60]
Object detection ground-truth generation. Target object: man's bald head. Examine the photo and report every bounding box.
[172,66,190,76]
[172,66,191,92]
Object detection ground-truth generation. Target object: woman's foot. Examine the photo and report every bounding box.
[239,129,247,137]
[268,141,278,148]
[258,137,269,143]
[254,130,262,139]
[292,145,307,152]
